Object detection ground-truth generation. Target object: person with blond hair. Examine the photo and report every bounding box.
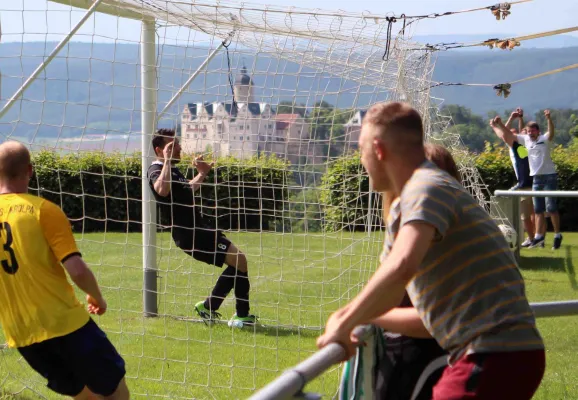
[0,141,129,400]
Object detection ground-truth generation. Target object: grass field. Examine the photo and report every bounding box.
[0,230,577,399]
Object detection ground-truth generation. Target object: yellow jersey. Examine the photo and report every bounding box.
[0,193,89,348]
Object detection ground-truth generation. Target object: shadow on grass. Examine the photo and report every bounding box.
[171,316,322,338]
[252,324,322,339]
[520,245,577,290]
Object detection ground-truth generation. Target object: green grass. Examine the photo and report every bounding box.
[0,231,577,399]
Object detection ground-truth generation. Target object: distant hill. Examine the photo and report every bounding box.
[432,46,578,114]
[2,41,578,141]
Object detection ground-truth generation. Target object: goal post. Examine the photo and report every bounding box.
[141,18,158,317]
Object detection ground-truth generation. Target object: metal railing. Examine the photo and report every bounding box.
[494,190,578,198]
[250,301,578,400]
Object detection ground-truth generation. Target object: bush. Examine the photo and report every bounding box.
[31,150,290,233]
[321,152,381,232]
[321,143,578,232]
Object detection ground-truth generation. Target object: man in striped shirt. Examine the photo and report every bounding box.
[317,102,545,399]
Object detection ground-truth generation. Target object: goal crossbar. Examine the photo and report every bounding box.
[49,0,154,21]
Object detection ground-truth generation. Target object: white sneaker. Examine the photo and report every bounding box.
[521,238,533,248]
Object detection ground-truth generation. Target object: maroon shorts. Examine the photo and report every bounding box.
[432,349,545,400]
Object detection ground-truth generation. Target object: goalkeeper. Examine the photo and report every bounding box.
[147,128,256,327]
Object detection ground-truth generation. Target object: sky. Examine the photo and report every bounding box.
[2,0,578,44]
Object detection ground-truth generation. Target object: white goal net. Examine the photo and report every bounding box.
[0,1,507,398]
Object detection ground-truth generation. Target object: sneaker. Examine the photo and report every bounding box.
[553,235,563,250]
[228,314,258,328]
[529,237,545,249]
[194,301,222,323]
[521,237,533,248]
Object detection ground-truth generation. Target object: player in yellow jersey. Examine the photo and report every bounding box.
[0,142,130,400]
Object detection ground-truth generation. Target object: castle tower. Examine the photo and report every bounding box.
[234,65,254,104]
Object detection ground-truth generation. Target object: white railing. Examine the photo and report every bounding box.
[250,301,578,400]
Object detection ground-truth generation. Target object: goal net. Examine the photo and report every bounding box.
[0,1,506,398]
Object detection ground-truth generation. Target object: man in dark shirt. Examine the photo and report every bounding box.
[499,108,536,247]
[147,129,256,328]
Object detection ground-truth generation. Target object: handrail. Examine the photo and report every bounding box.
[250,301,578,400]
[495,190,578,198]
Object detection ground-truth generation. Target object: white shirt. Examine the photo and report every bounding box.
[515,133,557,176]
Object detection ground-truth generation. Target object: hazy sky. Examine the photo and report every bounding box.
[2,0,578,44]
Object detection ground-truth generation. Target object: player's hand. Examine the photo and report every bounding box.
[510,111,519,119]
[544,109,551,119]
[316,308,357,361]
[517,107,524,118]
[163,141,175,162]
[490,116,501,127]
[87,295,107,315]
[193,155,214,176]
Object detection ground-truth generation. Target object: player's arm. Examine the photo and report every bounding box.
[189,155,213,193]
[153,141,176,197]
[545,110,555,142]
[490,116,517,147]
[62,256,106,315]
[189,172,208,193]
[370,307,432,338]
[40,201,106,314]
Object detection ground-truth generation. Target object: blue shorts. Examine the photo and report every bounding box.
[18,319,126,397]
[532,173,558,214]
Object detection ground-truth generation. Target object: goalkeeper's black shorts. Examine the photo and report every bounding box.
[173,227,231,268]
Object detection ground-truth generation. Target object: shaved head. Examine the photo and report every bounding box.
[0,141,31,180]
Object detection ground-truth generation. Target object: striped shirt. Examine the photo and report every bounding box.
[380,161,544,363]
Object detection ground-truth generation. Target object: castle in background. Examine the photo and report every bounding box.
[180,66,324,165]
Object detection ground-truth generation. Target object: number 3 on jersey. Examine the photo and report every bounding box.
[0,222,19,274]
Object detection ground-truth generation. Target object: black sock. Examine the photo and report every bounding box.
[234,271,251,318]
[204,266,236,312]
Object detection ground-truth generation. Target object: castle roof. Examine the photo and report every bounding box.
[235,66,253,86]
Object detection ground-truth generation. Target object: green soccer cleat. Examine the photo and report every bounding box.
[228,314,258,328]
[194,301,222,324]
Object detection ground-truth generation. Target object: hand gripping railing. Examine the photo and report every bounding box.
[250,301,578,400]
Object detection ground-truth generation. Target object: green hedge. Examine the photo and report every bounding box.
[320,143,578,232]
[31,151,290,233]
[320,152,381,232]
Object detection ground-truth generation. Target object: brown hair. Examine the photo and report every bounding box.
[381,143,461,221]
[152,128,176,151]
[363,102,424,147]
[526,121,540,131]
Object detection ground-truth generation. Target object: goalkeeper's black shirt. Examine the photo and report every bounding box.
[147,161,201,245]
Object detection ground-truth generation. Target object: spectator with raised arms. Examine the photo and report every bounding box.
[495,108,536,248]
[490,110,562,250]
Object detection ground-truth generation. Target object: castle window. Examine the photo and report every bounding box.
[240,136,244,141]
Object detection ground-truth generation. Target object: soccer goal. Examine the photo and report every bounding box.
[0,1,507,398]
